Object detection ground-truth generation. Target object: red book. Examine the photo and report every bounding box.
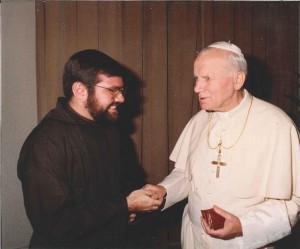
[201,208,225,230]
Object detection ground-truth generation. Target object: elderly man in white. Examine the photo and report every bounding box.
[145,41,300,249]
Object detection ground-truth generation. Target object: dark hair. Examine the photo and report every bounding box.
[63,49,124,99]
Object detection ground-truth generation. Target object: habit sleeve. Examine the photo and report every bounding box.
[18,133,129,247]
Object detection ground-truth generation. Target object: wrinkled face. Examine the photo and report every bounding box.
[193,49,243,112]
[86,74,125,123]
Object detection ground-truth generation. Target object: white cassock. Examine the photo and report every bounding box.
[159,90,300,249]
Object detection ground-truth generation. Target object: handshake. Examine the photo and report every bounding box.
[126,184,167,213]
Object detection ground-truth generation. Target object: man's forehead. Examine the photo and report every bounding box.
[96,73,122,81]
[195,51,227,66]
[194,54,231,77]
[96,73,110,80]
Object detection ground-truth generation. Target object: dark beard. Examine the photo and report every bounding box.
[86,92,118,124]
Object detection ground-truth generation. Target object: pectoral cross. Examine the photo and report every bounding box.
[211,140,227,178]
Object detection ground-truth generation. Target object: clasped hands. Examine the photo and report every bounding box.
[126,184,166,212]
[126,185,242,239]
[126,184,166,223]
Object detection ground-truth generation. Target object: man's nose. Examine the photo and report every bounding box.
[115,92,125,103]
[194,79,204,93]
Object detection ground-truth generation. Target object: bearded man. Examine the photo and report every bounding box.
[17,50,161,248]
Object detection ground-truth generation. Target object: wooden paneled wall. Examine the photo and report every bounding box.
[36,1,298,245]
[36,1,298,184]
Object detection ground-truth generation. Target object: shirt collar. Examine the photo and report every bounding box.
[216,89,251,119]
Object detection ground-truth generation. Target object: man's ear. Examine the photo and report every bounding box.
[72,82,88,102]
[234,71,246,90]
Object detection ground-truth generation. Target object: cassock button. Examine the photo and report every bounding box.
[189,174,193,181]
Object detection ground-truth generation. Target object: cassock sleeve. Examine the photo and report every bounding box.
[159,168,189,210]
[239,196,300,249]
[159,118,196,209]
[239,124,300,249]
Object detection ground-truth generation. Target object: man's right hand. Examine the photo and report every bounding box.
[143,184,167,202]
[126,189,162,212]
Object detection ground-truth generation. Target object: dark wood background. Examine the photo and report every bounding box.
[36,1,299,247]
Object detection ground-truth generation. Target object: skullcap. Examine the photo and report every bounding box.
[208,41,244,57]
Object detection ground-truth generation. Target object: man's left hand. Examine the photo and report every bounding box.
[201,205,243,239]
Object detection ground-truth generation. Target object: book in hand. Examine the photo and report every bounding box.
[201,208,225,230]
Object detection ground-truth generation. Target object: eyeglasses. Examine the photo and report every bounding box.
[94,85,127,96]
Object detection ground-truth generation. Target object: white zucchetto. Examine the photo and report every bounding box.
[208,41,244,57]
